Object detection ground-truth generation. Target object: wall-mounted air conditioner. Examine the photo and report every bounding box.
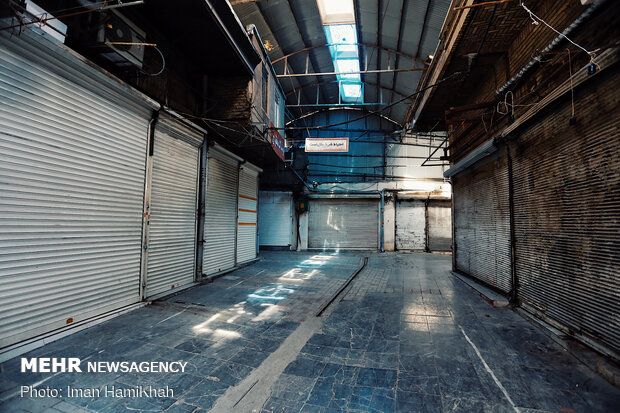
[96,10,146,68]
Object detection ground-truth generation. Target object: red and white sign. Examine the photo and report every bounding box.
[270,123,286,161]
[305,138,349,152]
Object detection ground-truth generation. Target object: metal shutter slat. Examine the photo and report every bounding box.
[0,30,154,349]
[145,116,201,298]
[203,152,239,275]
[308,199,378,249]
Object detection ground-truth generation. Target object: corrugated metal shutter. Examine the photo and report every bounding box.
[0,30,155,348]
[308,199,378,249]
[428,200,452,252]
[145,115,202,298]
[258,191,293,247]
[395,200,426,250]
[236,167,258,264]
[203,150,239,275]
[511,87,620,356]
[453,152,512,293]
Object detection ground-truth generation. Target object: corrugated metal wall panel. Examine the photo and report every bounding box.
[203,150,239,275]
[236,168,258,264]
[258,191,293,247]
[308,199,378,249]
[512,74,620,356]
[0,30,153,348]
[145,116,201,298]
[453,153,512,293]
[395,200,426,250]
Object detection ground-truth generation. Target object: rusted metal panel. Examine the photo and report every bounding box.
[511,69,620,358]
[453,151,512,293]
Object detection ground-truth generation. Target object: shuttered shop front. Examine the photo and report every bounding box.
[145,115,202,298]
[0,30,156,348]
[395,199,426,250]
[237,166,260,264]
[428,200,452,252]
[258,191,293,247]
[203,149,239,275]
[512,72,620,357]
[453,152,512,293]
[308,199,378,249]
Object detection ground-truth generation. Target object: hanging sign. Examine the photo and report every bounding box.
[305,138,349,152]
[270,123,286,161]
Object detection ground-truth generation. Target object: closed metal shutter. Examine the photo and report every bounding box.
[203,150,239,275]
[0,30,155,348]
[453,152,512,293]
[395,200,426,250]
[308,199,378,249]
[511,85,620,356]
[145,115,202,298]
[236,167,259,264]
[428,200,452,252]
[258,191,293,247]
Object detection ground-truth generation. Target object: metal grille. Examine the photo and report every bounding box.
[0,30,154,348]
[453,152,512,293]
[258,191,293,247]
[308,199,378,249]
[203,150,239,275]
[145,116,201,298]
[236,168,258,264]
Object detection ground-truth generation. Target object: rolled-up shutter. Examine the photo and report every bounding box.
[512,81,620,356]
[145,115,202,298]
[428,200,452,252]
[395,200,426,250]
[236,167,259,264]
[453,152,512,293]
[203,149,239,275]
[258,191,293,247]
[308,199,378,249]
[0,29,156,348]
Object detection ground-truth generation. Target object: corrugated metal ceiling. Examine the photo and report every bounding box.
[232,0,452,127]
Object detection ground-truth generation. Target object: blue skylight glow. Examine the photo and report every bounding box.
[324,24,363,103]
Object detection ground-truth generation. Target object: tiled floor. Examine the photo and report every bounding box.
[1,252,619,412]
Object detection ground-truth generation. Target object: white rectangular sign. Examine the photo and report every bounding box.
[305,138,349,152]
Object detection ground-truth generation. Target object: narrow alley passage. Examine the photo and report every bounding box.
[1,252,618,412]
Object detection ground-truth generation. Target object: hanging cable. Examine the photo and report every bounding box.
[520,2,599,66]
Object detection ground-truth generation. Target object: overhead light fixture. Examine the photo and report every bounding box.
[263,40,274,52]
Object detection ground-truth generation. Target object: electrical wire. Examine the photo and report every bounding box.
[140,46,166,77]
[520,2,599,65]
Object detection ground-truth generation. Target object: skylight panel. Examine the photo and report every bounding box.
[336,59,360,78]
[342,84,362,100]
[316,0,355,25]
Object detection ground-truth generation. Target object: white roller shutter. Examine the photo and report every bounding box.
[258,191,293,247]
[0,30,157,348]
[308,199,378,249]
[236,167,259,264]
[395,200,426,251]
[203,149,239,275]
[145,115,202,298]
[428,200,452,252]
